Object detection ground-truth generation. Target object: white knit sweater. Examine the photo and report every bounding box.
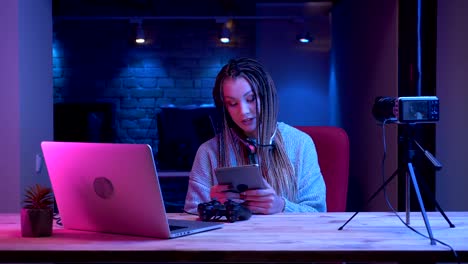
[183,122,327,214]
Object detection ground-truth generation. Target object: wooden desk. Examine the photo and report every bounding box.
[1,212,467,263]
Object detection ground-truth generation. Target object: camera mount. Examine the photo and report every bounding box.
[338,124,454,245]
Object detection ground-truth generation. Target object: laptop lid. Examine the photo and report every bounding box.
[41,141,223,239]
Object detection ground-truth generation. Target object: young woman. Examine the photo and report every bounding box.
[184,58,326,214]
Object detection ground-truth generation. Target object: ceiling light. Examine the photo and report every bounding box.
[135,21,145,44]
[296,32,313,43]
[219,27,231,44]
[218,20,233,44]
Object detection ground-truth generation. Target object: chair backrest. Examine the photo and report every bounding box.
[295,126,350,212]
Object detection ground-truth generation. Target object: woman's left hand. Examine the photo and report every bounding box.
[241,180,285,214]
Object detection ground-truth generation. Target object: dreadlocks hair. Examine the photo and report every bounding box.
[212,57,297,201]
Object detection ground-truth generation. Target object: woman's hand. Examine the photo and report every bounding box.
[209,184,243,204]
[241,180,285,214]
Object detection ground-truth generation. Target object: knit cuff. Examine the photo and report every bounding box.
[281,197,287,212]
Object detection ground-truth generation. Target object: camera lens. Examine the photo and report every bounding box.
[372,96,397,122]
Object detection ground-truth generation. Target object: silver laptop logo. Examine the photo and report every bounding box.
[93,177,114,199]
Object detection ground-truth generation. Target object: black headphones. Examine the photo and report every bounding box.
[244,127,277,152]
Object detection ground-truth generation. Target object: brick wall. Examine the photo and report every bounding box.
[52,19,255,155]
[52,19,255,212]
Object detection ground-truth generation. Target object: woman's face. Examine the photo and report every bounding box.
[222,77,259,138]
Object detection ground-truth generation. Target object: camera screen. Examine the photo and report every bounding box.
[401,101,428,121]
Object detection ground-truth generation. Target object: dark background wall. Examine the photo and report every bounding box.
[52,19,255,154]
[436,0,468,211]
[1,0,53,213]
[50,1,334,212]
[51,1,332,154]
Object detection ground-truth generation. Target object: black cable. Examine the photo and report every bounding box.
[183,209,198,216]
[53,212,62,226]
[381,119,398,212]
[380,122,460,264]
[392,210,460,263]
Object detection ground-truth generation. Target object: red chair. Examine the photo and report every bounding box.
[295,126,350,212]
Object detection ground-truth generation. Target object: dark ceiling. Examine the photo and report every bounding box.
[53,0,335,17]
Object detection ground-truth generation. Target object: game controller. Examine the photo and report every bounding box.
[197,199,252,223]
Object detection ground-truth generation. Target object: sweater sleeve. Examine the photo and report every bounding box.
[283,127,327,212]
[183,140,218,214]
[184,124,327,214]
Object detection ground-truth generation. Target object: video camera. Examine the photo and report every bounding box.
[372,96,439,123]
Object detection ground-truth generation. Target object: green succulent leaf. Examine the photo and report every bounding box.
[23,184,54,209]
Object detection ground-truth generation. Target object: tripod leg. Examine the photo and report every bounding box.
[406,171,411,224]
[414,167,455,228]
[407,162,436,245]
[338,168,400,230]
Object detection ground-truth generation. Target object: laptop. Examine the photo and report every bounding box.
[41,141,223,239]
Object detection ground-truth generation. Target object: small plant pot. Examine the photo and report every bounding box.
[21,208,53,237]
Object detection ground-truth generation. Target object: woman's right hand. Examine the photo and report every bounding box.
[210,184,243,204]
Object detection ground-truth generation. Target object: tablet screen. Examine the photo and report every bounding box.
[215,164,266,192]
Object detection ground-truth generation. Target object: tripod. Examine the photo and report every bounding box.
[338,124,455,245]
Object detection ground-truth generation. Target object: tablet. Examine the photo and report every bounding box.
[214,164,266,193]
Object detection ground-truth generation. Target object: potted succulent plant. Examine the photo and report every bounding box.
[21,184,54,237]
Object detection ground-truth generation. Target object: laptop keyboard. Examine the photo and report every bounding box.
[169,225,186,231]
